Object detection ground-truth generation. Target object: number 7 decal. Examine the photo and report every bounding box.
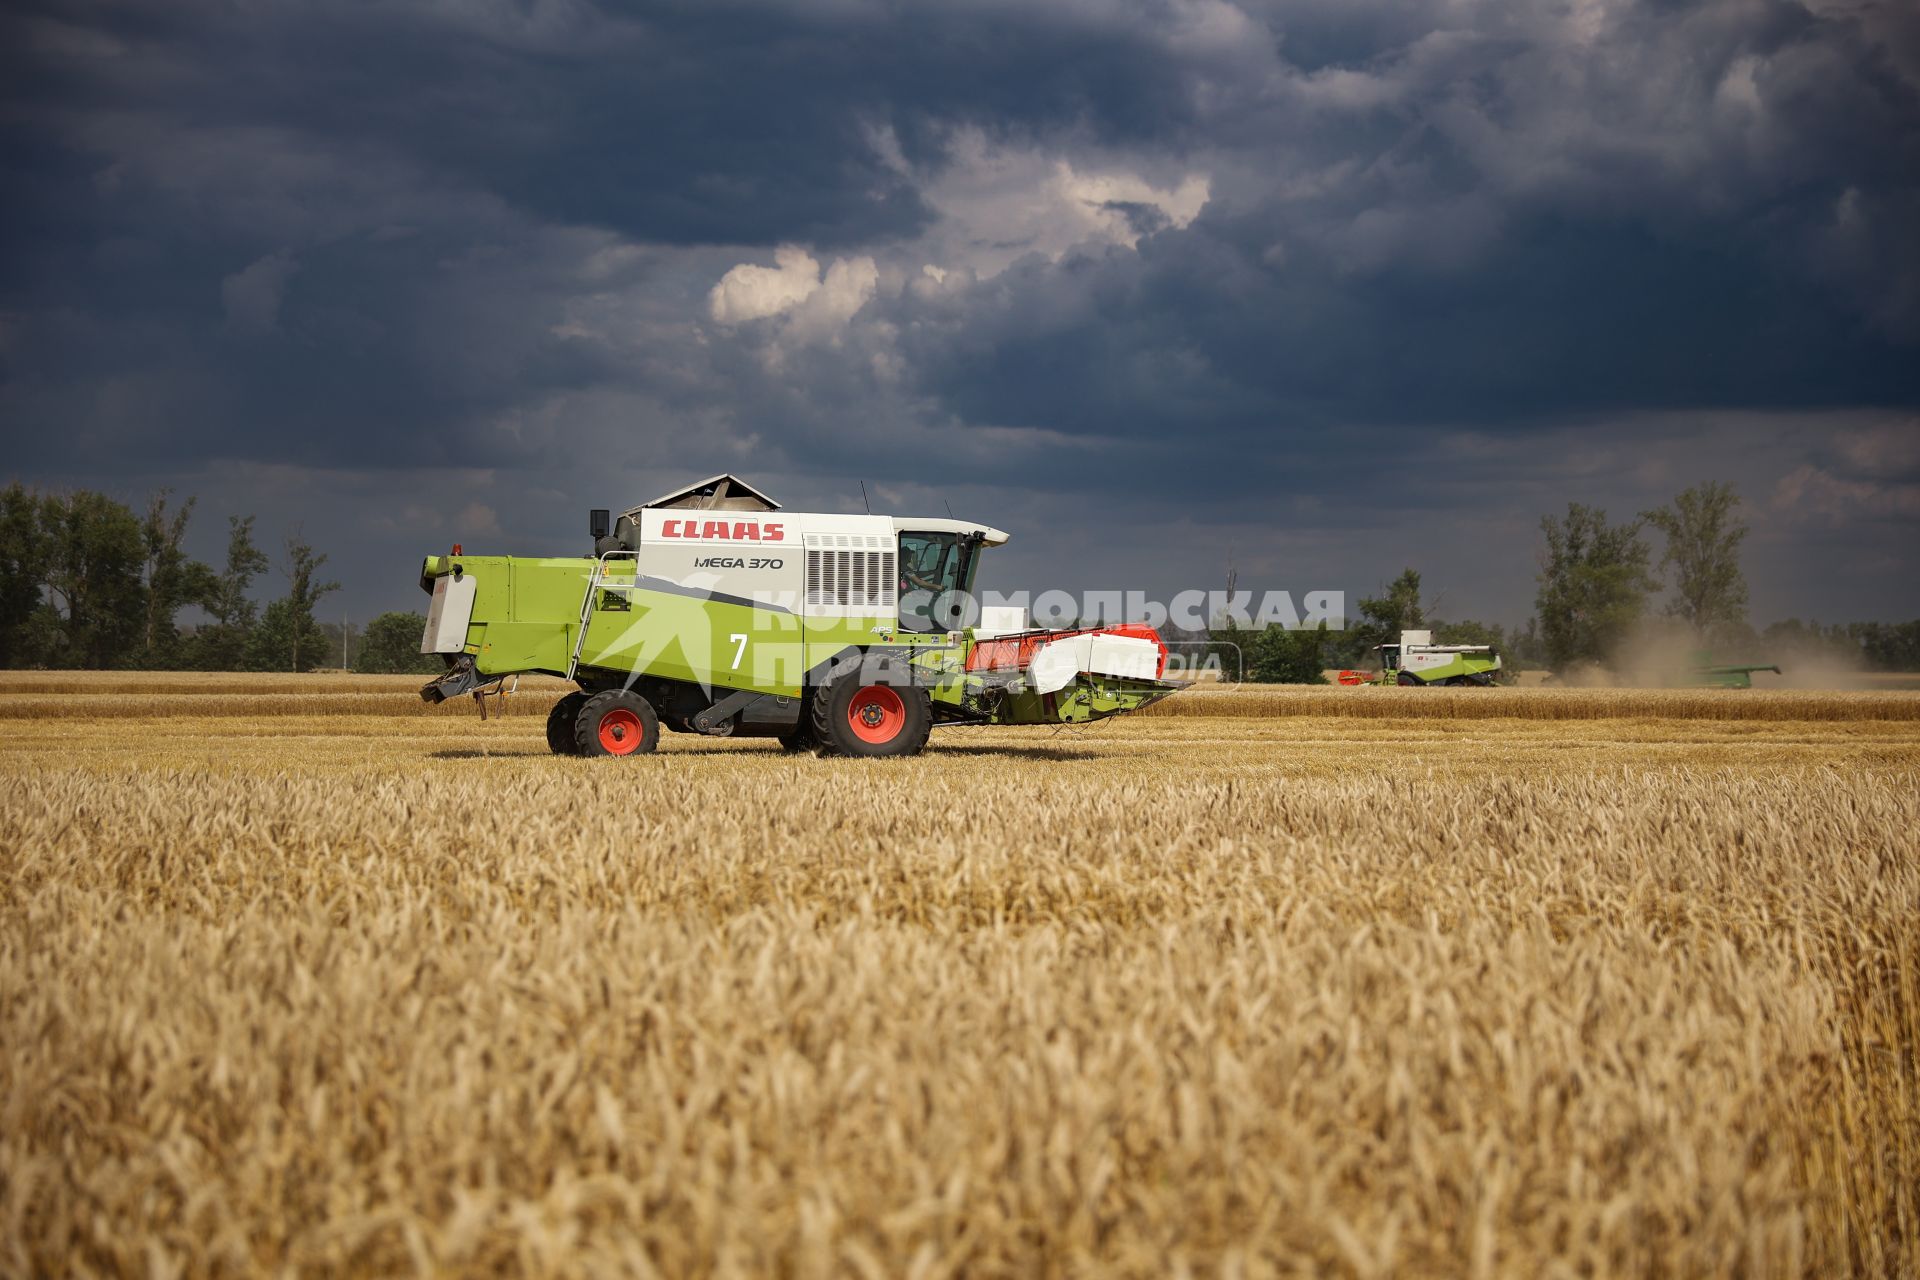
[729,633,748,670]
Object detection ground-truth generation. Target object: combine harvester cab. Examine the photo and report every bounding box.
[416,474,1178,757]
[1337,630,1505,687]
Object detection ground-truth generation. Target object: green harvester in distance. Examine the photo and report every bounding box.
[415,474,1179,757]
[1674,653,1782,688]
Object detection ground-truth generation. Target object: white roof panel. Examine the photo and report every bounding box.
[890,516,1010,545]
[624,473,780,516]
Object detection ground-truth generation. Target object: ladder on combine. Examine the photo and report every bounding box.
[566,551,636,682]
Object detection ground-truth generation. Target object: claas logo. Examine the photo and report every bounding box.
[660,519,787,541]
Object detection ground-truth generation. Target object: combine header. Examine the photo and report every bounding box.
[1675,654,1782,689]
[1338,630,1505,687]
[416,474,1177,757]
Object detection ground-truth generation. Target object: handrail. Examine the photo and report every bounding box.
[566,550,638,682]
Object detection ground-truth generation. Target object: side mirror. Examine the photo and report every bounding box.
[589,508,611,539]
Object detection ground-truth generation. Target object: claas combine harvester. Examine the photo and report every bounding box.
[1337,630,1506,687]
[416,474,1178,757]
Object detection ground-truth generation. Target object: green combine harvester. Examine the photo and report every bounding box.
[1675,654,1782,688]
[1338,630,1506,687]
[416,474,1177,757]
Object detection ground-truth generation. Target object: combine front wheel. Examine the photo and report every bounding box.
[811,662,932,758]
[574,690,660,757]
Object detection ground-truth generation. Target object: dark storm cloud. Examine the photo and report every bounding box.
[913,209,1920,448]
[3,0,1919,620]
[4,0,1214,250]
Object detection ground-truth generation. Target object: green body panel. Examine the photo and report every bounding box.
[435,556,580,678]
[423,552,1176,726]
[579,561,802,694]
[1354,649,1505,686]
[1398,652,1504,685]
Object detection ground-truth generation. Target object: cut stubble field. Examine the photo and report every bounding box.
[2,673,1916,1277]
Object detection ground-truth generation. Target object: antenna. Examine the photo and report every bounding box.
[859,481,871,514]
[944,497,955,518]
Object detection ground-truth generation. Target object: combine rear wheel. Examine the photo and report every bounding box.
[574,690,660,757]
[545,691,588,755]
[811,660,932,758]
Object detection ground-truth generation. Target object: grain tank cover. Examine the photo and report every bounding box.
[622,473,780,519]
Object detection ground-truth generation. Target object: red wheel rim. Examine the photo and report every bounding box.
[846,685,906,744]
[597,707,644,754]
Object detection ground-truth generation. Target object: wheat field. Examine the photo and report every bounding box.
[2,673,1916,1277]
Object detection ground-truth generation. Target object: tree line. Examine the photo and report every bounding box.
[5,478,1915,679]
[1214,482,1920,682]
[0,484,436,673]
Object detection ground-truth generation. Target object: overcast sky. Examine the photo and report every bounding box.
[5,0,1918,628]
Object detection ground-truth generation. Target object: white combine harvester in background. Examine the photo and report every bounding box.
[1339,629,1506,687]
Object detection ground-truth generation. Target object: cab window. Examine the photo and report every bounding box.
[897,532,964,632]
